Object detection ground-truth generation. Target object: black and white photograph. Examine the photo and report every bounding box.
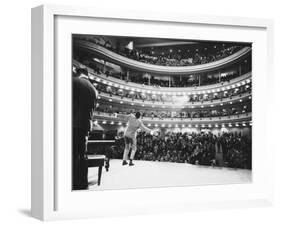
[72,34,252,191]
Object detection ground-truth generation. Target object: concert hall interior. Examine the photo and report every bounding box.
[72,34,252,190]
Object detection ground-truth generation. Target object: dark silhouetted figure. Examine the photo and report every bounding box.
[72,67,98,190]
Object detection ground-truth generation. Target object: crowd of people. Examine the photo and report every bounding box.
[94,82,251,104]
[130,75,200,87]
[107,70,243,87]
[74,57,243,88]
[73,52,251,89]
[81,36,244,67]
[74,35,251,88]
[118,45,242,67]
[95,103,251,119]
[112,131,251,169]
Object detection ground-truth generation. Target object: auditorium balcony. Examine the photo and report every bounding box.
[92,111,252,127]
[73,39,251,75]
[73,60,249,91]
[96,87,251,108]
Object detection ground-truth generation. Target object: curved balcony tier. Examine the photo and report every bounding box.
[98,90,251,109]
[93,112,252,126]
[74,40,251,75]
[73,60,251,93]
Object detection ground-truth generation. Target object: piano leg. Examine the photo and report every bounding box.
[98,166,102,186]
[105,158,110,172]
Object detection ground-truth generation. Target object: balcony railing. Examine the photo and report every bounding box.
[73,59,251,93]
[98,90,251,108]
[93,111,252,125]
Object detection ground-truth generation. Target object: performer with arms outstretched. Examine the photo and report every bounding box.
[116,112,155,166]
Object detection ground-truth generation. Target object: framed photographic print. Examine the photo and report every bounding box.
[31,4,274,221]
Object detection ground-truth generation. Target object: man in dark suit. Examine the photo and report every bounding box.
[72,67,98,190]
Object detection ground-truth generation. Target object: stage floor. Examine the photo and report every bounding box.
[88,159,252,190]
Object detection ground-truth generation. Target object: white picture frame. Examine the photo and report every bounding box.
[31,4,274,221]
